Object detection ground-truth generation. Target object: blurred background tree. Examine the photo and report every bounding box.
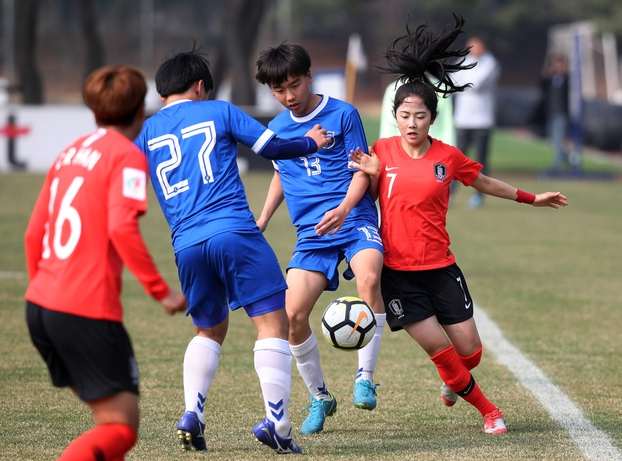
[15,0,42,104]
[5,0,622,104]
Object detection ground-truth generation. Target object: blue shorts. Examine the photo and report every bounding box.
[176,229,288,328]
[288,224,384,291]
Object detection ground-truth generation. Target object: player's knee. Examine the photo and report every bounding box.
[459,345,483,370]
[196,328,227,345]
[287,308,308,327]
[356,271,380,294]
[256,313,289,340]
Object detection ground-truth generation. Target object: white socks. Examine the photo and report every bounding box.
[254,338,293,437]
[183,336,221,424]
[356,313,386,383]
[290,332,328,399]
[182,336,293,437]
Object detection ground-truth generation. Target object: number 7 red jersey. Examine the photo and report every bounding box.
[25,128,170,322]
[373,136,482,271]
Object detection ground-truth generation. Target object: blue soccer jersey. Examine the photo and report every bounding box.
[269,95,378,239]
[135,99,275,252]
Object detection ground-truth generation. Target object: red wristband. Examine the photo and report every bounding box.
[515,189,535,204]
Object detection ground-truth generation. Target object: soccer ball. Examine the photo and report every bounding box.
[321,296,376,351]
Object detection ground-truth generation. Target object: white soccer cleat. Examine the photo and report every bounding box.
[483,408,507,434]
[440,382,458,407]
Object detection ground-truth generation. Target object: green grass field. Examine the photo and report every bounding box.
[1,129,622,460]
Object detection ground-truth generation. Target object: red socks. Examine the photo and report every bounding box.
[430,345,496,416]
[459,345,483,371]
[57,423,137,461]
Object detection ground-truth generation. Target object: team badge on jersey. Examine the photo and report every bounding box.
[434,163,447,181]
[323,131,336,149]
[388,298,405,319]
[123,167,147,201]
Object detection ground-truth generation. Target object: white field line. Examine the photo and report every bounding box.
[0,271,27,279]
[475,304,622,461]
[3,269,619,459]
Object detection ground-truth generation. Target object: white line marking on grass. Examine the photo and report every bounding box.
[475,305,622,461]
[0,271,27,279]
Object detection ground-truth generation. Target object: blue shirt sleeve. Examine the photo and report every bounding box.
[227,103,277,153]
[342,105,368,154]
[260,136,318,160]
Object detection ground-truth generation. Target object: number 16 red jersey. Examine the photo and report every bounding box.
[25,128,170,322]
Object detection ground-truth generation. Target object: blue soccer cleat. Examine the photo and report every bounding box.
[177,411,207,451]
[253,417,302,454]
[300,390,337,434]
[353,379,380,410]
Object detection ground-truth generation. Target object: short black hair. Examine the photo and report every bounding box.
[255,43,311,86]
[155,49,214,98]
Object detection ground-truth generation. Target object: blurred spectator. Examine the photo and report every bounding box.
[452,35,500,208]
[539,55,571,173]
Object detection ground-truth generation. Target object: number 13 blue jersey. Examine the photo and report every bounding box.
[269,95,378,239]
[135,99,275,252]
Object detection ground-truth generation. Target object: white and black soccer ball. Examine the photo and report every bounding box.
[321,296,376,351]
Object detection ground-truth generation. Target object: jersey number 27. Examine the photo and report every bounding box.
[148,121,217,200]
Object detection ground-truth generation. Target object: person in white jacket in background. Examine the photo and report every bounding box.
[452,35,500,208]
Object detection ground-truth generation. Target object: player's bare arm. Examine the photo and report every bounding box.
[257,171,285,232]
[348,146,380,200]
[470,173,568,209]
[315,169,370,237]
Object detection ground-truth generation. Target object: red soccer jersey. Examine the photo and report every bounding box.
[373,136,482,271]
[25,128,170,322]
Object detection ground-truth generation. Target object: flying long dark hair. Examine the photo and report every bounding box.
[378,14,475,120]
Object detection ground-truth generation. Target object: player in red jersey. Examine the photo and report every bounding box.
[24,65,187,460]
[350,15,567,435]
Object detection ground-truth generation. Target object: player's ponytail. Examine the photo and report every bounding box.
[377,14,475,120]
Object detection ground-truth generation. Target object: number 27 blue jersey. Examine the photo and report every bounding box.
[135,99,275,252]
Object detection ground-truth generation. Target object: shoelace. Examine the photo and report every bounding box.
[302,397,325,414]
[359,382,380,396]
